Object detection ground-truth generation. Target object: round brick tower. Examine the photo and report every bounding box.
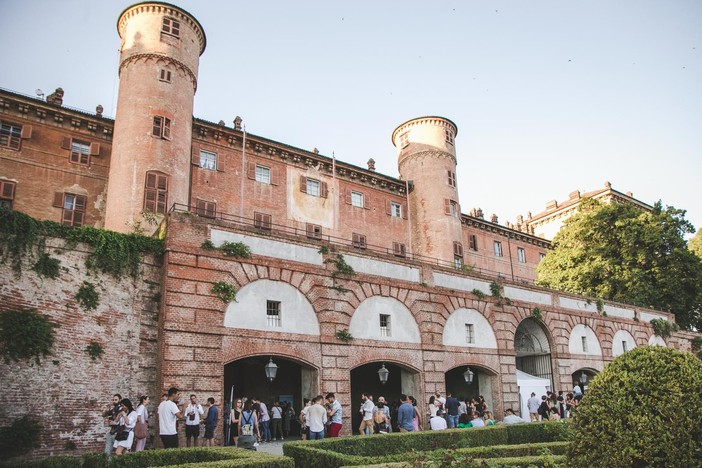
[392,117,463,264]
[104,2,206,232]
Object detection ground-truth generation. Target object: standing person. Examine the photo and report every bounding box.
[306,395,328,440]
[158,387,183,448]
[428,395,439,418]
[325,393,342,437]
[538,395,550,421]
[373,400,389,434]
[202,397,218,447]
[358,393,374,435]
[270,401,284,441]
[113,398,137,456]
[282,402,294,438]
[239,400,259,448]
[299,399,311,440]
[134,395,150,452]
[257,399,271,443]
[410,396,422,431]
[376,396,392,433]
[527,392,541,422]
[445,392,460,429]
[102,394,122,459]
[230,399,243,447]
[397,395,415,432]
[184,394,204,447]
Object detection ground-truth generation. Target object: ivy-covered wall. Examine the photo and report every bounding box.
[0,215,163,459]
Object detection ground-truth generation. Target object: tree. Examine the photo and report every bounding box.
[536,198,702,330]
[568,346,702,467]
[691,228,702,259]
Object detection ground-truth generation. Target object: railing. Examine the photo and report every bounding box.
[168,203,538,285]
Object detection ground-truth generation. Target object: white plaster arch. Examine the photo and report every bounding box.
[223,279,319,335]
[612,330,636,357]
[349,296,421,343]
[442,308,497,348]
[648,335,667,347]
[568,324,603,356]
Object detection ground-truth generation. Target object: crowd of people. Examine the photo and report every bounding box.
[102,385,581,455]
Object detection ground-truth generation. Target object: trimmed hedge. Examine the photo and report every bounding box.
[354,454,567,468]
[0,447,292,468]
[283,422,570,467]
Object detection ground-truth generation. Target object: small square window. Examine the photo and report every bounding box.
[445,129,454,145]
[199,150,217,170]
[392,242,406,258]
[0,180,16,209]
[0,122,22,150]
[466,323,475,344]
[159,69,172,83]
[352,233,367,249]
[448,171,456,187]
[162,17,180,37]
[256,165,271,184]
[152,116,171,140]
[306,223,322,240]
[70,140,91,165]
[267,300,281,327]
[254,212,272,231]
[380,314,391,337]
[196,199,216,218]
[351,191,364,208]
[306,178,320,197]
[390,202,402,218]
[581,336,588,353]
[399,132,409,148]
[494,241,503,257]
[517,247,526,263]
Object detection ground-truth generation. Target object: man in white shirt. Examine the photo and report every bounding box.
[306,395,328,440]
[527,392,541,421]
[429,413,448,430]
[358,393,374,435]
[469,411,485,427]
[158,387,182,448]
[503,408,526,424]
[184,394,204,447]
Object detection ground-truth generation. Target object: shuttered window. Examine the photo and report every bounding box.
[144,171,168,214]
[306,223,322,240]
[0,122,28,150]
[254,212,272,231]
[352,233,367,249]
[469,234,478,251]
[196,199,216,218]
[392,242,406,258]
[53,192,86,227]
[162,17,180,37]
[300,176,327,198]
[0,180,16,209]
[152,116,171,139]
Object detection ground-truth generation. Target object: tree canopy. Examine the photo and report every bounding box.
[536,198,702,330]
[691,228,702,259]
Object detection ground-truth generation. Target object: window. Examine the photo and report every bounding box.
[444,199,459,217]
[351,191,364,208]
[0,180,16,209]
[581,336,588,353]
[256,165,271,183]
[53,192,86,227]
[392,242,406,258]
[199,150,217,170]
[517,247,526,263]
[196,199,216,218]
[0,122,26,150]
[159,69,172,83]
[144,171,168,214]
[469,234,478,251]
[379,314,391,337]
[306,223,322,240]
[448,170,456,187]
[466,324,475,344]
[399,132,409,148]
[266,300,281,327]
[300,175,327,198]
[388,201,404,218]
[454,241,463,268]
[622,340,628,353]
[152,116,171,139]
[445,129,454,145]
[254,212,272,231]
[70,140,90,165]
[162,17,180,37]
[352,233,367,249]
[493,241,503,257]
[539,253,546,262]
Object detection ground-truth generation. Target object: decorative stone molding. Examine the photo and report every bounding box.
[119,53,198,92]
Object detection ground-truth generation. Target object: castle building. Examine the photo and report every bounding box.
[0,1,695,453]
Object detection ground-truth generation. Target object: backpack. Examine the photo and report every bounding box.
[240,411,254,436]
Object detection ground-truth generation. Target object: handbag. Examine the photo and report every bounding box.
[115,425,129,441]
[134,420,148,440]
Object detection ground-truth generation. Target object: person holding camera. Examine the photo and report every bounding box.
[113,398,137,456]
[102,394,122,458]
[184,394,204,447]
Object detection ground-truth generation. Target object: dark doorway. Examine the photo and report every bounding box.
[445,366,480,402]
[350,362,405,434]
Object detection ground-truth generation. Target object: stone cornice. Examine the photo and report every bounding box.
[192,119,407,195]
[398,149,457,168]
[461,215,551,248]
[117,2,206,55]
[119,53,198,91]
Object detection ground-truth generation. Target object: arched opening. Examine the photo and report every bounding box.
[571,368,598,394]
[223,355,318,440]
[444,365,496,413]
[349,362,420,434]
[514,318,554,388]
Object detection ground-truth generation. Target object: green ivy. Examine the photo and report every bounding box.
[533,307,543,321]
[650,318,679,339]
[85,341,104,361]
[471,288,487,299]
[75,281,100,310]
[318,245,330,255]
[0,209,163,278]
[335,329,353,342]
[220,241,251,258]
[595,299,605,314]
[212,281,237,303]
[691,337,702,360]
[0,416,42,458]
[201,240,216,250]
[326,254,355,278]
[489,281,502,298]
[31,252,61,278]
[0,308,57,365]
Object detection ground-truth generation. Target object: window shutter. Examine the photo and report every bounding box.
[263,214,272,230]
[402,203,408,219]
[20,125,32,139]
[191,150,200,166]
[76,195,87,210]
[61,137,72,150]
[386,200,392,215]
[454,242,463,257]
[469,235,477,251]
[196,199,206,215]
[271,167,279,185]
[52,192,64,208]
[89,142,100,156]
[306,223,314,237]
[320,182,328,198]
[163,118,171,139]
[246,162,255,179]
[364,195,370,209]
[300,175,307,193]
[393,242,406,257]
[1,181,15,199]
[444,198,451,215]
[345,189,352,205]
[216,155,224,172]
[352,233,359,244]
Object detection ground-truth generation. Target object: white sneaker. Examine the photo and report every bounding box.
[253,442,259,447]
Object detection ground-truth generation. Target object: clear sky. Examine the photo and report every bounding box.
[2,0,700,233]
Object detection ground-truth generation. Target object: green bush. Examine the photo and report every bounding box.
[0,309,57,364]
[0,416,42,460]
[568,346,702,467]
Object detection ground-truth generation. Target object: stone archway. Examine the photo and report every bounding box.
[514,318,554,387]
